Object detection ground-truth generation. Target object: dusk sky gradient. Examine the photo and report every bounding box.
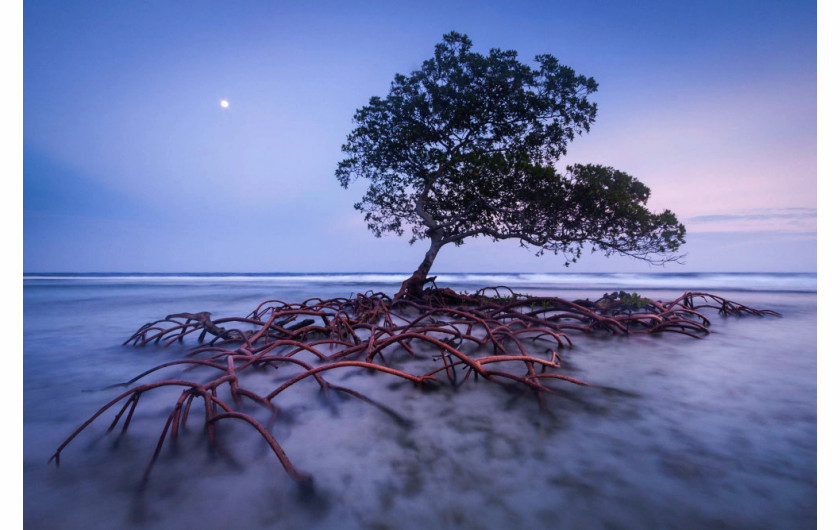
[23,0,816,273]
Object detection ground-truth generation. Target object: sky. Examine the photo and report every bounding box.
[22,0,817,273]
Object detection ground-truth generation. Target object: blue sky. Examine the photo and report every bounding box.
[23,0,816,273]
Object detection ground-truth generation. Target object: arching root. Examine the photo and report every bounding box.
[53,288,779,490]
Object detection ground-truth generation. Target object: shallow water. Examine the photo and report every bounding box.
[23,274,817,529]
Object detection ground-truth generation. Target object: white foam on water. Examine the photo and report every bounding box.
[23,272,817,292]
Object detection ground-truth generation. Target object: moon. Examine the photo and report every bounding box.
[220,99,230,109]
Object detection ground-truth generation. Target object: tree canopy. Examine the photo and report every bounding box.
[336,32,685,298]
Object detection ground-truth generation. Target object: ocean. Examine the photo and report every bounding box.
[23,272,817,529]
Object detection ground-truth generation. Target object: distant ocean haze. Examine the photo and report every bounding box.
[22,271,817,293]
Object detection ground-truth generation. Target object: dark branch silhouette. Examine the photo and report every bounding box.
[336,32,686,298]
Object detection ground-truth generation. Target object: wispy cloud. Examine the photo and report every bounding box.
[687,207,816,223]
[684,208,816,234]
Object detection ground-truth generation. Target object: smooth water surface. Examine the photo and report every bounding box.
[23,274,817,529]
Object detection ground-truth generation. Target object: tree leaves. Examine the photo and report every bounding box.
[336,32,685,269]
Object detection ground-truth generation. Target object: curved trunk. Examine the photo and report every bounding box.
[395,238,444,300]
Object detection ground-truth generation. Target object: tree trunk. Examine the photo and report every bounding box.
[395,238,444,300]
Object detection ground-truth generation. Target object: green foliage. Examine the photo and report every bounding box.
[337,32,685,271]
[599,291,652,310]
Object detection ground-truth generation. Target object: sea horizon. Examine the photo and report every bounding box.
[23,271,818,293]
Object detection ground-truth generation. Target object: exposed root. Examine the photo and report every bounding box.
[53,288,779,492]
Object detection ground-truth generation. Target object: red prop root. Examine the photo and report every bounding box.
[52,288,779,493]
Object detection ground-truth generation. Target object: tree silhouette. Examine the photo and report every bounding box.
[337,32,685,298]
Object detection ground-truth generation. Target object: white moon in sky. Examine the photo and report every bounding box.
[220,99,230,108]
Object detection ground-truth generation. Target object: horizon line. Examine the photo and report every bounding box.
[22,271,818,276]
